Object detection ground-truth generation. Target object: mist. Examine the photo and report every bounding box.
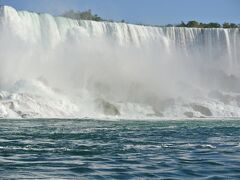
[0,6,240,118]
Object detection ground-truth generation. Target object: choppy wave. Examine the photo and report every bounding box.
[0,119,240,178]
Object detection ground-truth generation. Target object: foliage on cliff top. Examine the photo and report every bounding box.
[62,10,239,29]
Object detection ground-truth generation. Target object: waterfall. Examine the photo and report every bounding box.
[0,5,240,118]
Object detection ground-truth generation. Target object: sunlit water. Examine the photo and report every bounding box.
[0,119,240,179]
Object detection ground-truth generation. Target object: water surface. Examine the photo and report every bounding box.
[0,119,240,179]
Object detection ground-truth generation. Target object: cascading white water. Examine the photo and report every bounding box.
[0,6,240,118]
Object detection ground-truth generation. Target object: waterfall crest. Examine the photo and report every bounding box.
[0,6,240,118]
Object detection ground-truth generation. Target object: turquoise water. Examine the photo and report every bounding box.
[0,119,240,179]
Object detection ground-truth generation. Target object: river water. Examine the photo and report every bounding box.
[0,119,240,179]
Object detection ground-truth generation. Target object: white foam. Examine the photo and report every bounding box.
[0,6,240,119]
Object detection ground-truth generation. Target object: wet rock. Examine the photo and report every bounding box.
[21,113,29,118]
[190,104,212,116]
[96,99,120,116]
[152,105,164,116]
[16,111,24,118]
[16,111,39,118]
[149,108,164,117]
[184,112,194,118]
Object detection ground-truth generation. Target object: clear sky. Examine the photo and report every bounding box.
[0,0,239,25]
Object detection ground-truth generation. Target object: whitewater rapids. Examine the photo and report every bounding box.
[0,6,240,119]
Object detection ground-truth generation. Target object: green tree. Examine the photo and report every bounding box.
[176,21,186,27]
[199,23,206,28]
[62,9,103,21]
[223,22,230,28]
[186,20,200,27]
[204,22,221,28]
[166,24,174,27]
[222,22,238,28]
[229,23,238,28]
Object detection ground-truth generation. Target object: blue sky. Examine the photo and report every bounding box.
[1,0,239,25]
